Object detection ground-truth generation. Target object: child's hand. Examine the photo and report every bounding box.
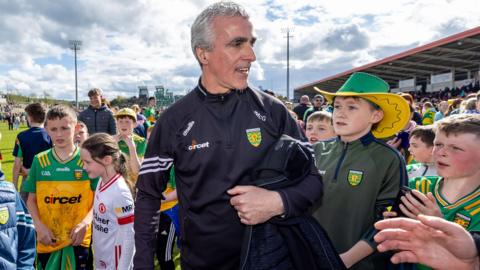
[70,221,89,246]
[36,222,56,246]
[400,190,442,219]
[387,137,401,149]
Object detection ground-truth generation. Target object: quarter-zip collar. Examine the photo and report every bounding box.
[338,132,375,148]
[195,77,241,103]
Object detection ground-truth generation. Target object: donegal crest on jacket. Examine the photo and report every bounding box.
[347,170,363,186]
[0,206,9,224]
[246,128,262,147]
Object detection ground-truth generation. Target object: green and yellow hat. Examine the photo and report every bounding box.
[314,72,410,138]
[115,108,137,122]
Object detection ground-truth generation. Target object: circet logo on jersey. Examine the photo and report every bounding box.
[99,203,106,214]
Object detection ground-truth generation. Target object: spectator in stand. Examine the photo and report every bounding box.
[421,102,436,125]
[464,98,479,114]
[12,103,52,202]
[400,93,422,125]
[293,95,311,120]
[303,94,324,122]
[446,98,462,116]
[78,88,116,135]
[434,101,448,122]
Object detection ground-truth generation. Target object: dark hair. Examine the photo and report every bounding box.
[25,103,46,124]
[81,133,134,194]
[46,104,77,124]
[436,114,480,138]
[410,125,435,147]
[148,96,156,102]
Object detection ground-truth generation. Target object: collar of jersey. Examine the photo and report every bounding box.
[196,79,239,102]
[52,146,79,164]
[339,132,375,147]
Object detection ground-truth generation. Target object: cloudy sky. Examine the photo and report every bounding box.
[0,0,478,101]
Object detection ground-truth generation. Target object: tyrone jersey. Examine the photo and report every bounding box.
[93,174,135,270]
[23,148,97,253]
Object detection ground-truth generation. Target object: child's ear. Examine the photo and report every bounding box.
[371,109,384,124]
[102,155,113,165]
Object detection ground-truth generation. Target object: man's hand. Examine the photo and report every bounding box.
[70,221,89,246]
[36,221,56,246]
[227,185,284,225]
[374,215,478,270]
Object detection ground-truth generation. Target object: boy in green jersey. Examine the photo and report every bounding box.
[312,72,410,269]
[398,114,480,270]
[23,105,98,269]
[114,108,146,181]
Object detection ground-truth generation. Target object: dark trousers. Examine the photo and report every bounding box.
[37,246,90,270]
[155,212,177,270]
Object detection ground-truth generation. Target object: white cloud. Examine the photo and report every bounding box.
[0,0,478,100]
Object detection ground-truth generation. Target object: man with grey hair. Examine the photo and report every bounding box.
[293,94,311,120]
[134,2,323,269]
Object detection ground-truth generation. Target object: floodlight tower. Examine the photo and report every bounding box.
[69,40,82,109]
[282,28,293,101]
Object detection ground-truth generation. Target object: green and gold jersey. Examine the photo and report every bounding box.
[160,167,177,212]
[144,107,156,124]
[409,176,480,231]
[118,134,147,158]
[23,148,98,254]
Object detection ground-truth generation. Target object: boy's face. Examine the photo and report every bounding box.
[74,125,89,145]
[333,97,383,142]
[116,117,136,136]
[433,131,480,179]
[408,135,433,163]
[305,119,336,144]
[46,117,76,149]
[89,94,102,109]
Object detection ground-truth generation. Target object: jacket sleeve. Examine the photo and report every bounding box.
[16,191,36,270]
[107,112,117,135]
[133,115,173,269]
[275,104,323,218]
[362,149,407,248]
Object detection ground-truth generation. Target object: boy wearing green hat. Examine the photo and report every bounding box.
[114,108,147,181]
[312,72,410,269]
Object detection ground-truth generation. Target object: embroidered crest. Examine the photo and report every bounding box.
[453,213,471,229]
[347,170,364,186]
[246,128,262,147]
[74,169,83,180]
[0,206,9,225]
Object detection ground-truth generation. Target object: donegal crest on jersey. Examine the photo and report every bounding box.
[246,128,262,147]
[347,170,363,186]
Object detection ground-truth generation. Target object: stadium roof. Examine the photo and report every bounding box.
[295,26,480,95]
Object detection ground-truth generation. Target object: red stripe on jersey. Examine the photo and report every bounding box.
[100,173,121,192]
[115,245,118,269]
[118,214,135,225]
